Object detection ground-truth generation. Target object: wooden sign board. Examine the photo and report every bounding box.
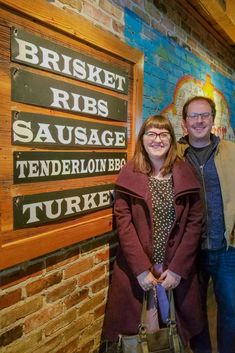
[11,69,128,121]
[11,27,129,94]
[0,0,143,269]
[13,184,114,229]
[13,151,127,183]
[12,112,127,148]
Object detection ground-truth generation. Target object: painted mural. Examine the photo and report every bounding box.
[124,8,235,141]
[162,74,234,141]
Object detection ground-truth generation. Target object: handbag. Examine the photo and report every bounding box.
[117,289,184,353]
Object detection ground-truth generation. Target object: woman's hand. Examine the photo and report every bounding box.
[137,270,158,291]
[159,269,181,290]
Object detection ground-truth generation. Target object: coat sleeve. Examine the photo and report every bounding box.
[114,190,152,277]
[167,192,203,279]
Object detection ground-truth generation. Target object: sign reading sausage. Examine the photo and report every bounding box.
[12,112,127,149]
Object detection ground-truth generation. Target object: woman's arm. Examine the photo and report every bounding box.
[114,191,153,278]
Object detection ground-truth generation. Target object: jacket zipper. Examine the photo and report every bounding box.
[199,164,210,248]
[186,154,210,248]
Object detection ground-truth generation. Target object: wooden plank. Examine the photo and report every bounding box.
[0,211,113,269]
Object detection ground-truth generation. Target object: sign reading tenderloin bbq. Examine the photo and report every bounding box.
[14,151,127,183]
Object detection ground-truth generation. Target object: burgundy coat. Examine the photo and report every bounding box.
[103,160,204,345]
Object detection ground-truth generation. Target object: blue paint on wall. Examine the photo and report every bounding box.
[124,8,235,130]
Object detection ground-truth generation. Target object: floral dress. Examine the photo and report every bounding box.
[146,175,176,332]
[149,175,175,263]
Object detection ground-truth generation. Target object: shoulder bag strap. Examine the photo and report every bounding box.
[168,289,176,322]
[139,292,150,353]
[168,289,182,353]
[140,289,182,353]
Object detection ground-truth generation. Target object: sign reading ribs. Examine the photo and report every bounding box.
[11,69,127,121]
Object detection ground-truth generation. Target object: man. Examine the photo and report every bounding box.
[177,96,235,353]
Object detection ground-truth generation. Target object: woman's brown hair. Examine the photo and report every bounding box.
[132,115,178,176]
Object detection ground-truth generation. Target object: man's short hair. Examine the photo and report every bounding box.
[182,96,216,121]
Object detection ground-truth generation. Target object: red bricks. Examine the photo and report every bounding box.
[26,271,63,296]
[1,297,43,329]
[0,288,22,309]
[45,309,76,336]
[24,302,63,333]
[0,325,23,347]
[64,287,89,309]
[64,257,93,279]
[79,264,106,287]
[46,279,77,303]
[0,232,116,352]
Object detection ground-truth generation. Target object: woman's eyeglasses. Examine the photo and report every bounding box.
[144,131,170,141]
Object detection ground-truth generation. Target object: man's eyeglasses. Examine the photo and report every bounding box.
[144,131,170,141]
[187,112,212,121]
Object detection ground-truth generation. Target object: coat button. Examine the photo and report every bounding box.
[175,222,180,229]
[168,239,175,247]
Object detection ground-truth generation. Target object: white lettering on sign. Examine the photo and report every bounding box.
[13,119,126,147]
[14,37,126,92]
[22,189,113,225]
[16,158,126,179]
[50,87,109,117]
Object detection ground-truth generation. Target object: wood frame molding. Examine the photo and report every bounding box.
[0,0,144,269]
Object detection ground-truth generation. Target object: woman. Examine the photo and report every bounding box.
[103,115,203,347]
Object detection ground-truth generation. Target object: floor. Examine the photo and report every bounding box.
[205,280,217,352]
[187,279,217,353]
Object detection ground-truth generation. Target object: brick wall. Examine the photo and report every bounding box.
[52,0,125,39]
[52,0,235,75]
[0,233,117,353]
[51,0,235,133]
[1,1,235,352]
